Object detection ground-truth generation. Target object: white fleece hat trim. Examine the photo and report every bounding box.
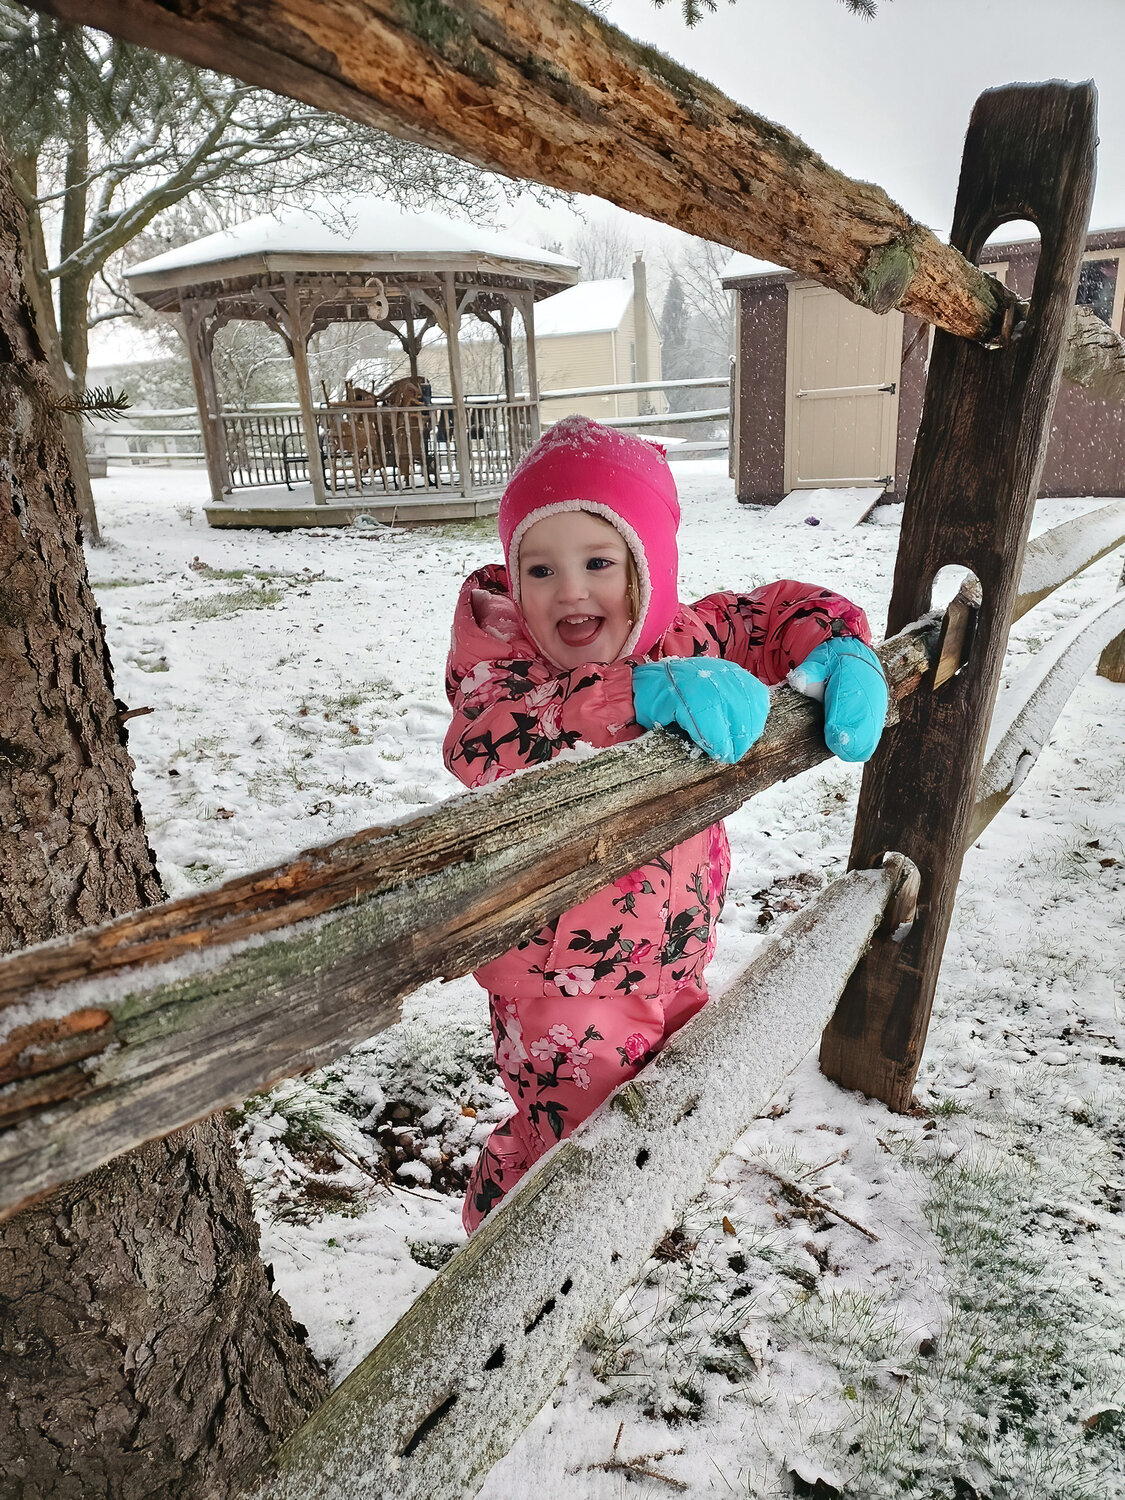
[508,499,652,662]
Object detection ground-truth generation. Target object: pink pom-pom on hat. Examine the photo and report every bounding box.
[498,415,681,659]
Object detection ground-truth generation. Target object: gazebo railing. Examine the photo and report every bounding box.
[218,399,538,497]
[221,410,308,490]
[467,398,538,487]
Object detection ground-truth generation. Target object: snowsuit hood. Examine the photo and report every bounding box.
[498,415,680,661]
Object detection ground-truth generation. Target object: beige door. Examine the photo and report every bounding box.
[784,282,903,490]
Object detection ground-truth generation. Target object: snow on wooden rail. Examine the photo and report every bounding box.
[262,858,911,1500]
[0,624,936,1222]
[1013,499,1125,621]
[29,0,1125,401]
[970,590,1125,843]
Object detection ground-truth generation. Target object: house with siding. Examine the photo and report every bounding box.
[722,228,1125,505]
[529,268,665,421]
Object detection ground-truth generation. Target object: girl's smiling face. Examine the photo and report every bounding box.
[517,510,634,668]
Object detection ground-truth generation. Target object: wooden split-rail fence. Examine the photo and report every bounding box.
[8,0,1125,1491]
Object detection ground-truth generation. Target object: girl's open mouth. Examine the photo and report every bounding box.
[556,615,603,648]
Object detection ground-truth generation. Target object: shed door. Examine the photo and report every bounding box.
[784,283,903,490]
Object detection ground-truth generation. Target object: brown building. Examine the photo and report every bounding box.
[722,228,1125,506]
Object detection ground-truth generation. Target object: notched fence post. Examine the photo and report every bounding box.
[819,81,1098,1113]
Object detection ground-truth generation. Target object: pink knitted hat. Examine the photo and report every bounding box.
[498,415,681,659]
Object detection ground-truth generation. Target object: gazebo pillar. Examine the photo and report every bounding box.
[279,276,328,506]
[183,298,228,505]
[442,272,474,498]
[518,291,542,441]
[499,301,520,464]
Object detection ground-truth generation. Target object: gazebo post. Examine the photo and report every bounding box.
[443,272,474,497]
[519,291,542,440]
[499,301,520,464]
[182,298,228,504]
[405,300,419,380]
[281,275,328,506]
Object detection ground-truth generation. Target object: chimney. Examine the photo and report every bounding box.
[632,252,652,414]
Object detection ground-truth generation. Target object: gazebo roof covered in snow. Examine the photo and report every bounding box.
[126,199,579,309]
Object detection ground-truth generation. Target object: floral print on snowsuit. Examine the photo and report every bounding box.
[444,564,872,1232]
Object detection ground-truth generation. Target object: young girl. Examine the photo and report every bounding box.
[444,416,887,1232]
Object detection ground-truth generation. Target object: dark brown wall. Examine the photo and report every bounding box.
[734,282,789,505]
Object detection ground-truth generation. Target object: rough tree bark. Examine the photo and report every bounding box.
[0,145,327,1497]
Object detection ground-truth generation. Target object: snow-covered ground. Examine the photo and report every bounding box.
[90,465,1125,1498]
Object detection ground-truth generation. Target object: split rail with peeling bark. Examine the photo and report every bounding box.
[1,494,1121,1223]
[25,0,1125,402]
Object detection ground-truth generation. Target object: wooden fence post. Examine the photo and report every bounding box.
[819,82,1096,1112]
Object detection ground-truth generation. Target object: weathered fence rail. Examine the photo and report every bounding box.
[971,588,1125,841]
[262,858,911,1500]
[30,0,1125,402]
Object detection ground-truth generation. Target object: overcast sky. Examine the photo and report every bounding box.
[503,0,1125,259]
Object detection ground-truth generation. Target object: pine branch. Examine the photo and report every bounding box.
[49,385,132,422]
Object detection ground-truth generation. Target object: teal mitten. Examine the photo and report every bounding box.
[633,657,769,764]
[788,638,888,762]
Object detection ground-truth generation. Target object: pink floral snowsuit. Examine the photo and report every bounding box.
[444,564,872,1231]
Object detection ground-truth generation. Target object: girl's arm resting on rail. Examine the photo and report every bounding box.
[444,655,639,789]
[692,580,873,684]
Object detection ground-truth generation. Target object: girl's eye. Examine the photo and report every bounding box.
[527,564,552,579]
[586,557,614,571]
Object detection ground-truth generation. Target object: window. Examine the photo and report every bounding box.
[629,341,637,383]
[1076,257,1119,327]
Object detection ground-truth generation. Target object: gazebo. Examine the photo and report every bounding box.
[126,200,579,527]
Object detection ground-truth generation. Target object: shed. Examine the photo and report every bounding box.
[126,199,579,528]
[722,228,1125,506]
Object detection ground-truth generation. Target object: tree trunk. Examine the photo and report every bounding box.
[8,147,101,545]
[57,97,91,391]
[0,143,327,1497]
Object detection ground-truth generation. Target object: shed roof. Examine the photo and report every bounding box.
[531,278,635,336]
[125,198,580,295]
[720,250,787,286]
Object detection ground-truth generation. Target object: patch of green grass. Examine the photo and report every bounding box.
[836,1131,1125,1498]
[298,678,401,720]
[931,1095,970,1117]
[246,759,309,804]
[177,734,238,770]
[172,582,285,620]
[430,514,498,542]
[92,576,154,589]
